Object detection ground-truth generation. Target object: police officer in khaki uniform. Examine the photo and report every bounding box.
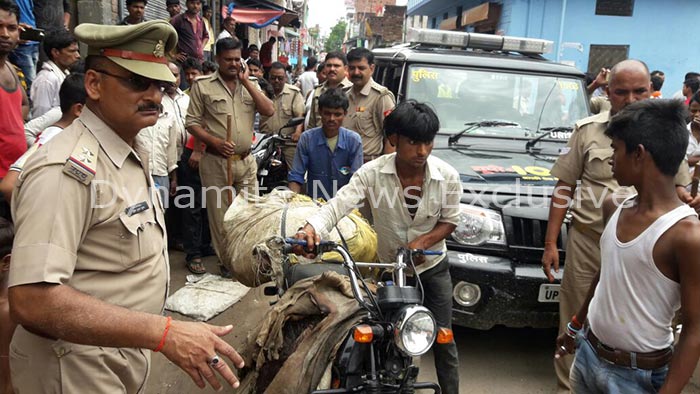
[260,61,305,169]
[185,37,274,269]
[343,47,395,162]
[542,59,697,393]
[8,21,245,393]
[306,51,353,130]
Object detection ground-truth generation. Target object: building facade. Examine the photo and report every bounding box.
[407,0,700,97]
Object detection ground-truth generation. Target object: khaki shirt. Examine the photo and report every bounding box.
[307,78,353,130]
[260,83,305,136]
[342,78,395,157]
[186,71,261,154]
[551,111,691,236]
[9,107,168,390]
[590,96,611,115]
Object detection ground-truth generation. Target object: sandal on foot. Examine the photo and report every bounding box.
[186,259,206,274]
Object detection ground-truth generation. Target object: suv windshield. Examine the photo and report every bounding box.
[406,65,589,136]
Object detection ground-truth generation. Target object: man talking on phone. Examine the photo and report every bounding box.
[185,37,273,276]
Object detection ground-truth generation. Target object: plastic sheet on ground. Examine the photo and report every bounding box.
[165,274,250,321]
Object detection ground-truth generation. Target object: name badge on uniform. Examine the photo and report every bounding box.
[125,201,150,216]
[356,106,366,112]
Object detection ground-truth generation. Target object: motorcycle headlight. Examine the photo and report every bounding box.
[452,204,506,246]
[394,306,436,357]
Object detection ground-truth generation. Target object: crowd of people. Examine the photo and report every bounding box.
[1,0,700,393]
[0,0,465,392]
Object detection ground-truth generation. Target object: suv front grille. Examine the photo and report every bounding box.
[502,216,567,263]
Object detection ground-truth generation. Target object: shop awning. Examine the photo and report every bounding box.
[223,0,300,28]
[221,7,285,27]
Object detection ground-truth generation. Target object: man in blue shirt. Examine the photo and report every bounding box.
[10,0,39,89]
[289,88,363,200]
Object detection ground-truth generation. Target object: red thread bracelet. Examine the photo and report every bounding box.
[154,316,172,352]
[571,314,582,330]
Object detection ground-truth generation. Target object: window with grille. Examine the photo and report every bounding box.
[595,0,634,17]
[587,45,629,74]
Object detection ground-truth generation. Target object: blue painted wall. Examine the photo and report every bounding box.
[409,0,700,98]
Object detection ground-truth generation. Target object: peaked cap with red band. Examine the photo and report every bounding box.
[74,20,178,83]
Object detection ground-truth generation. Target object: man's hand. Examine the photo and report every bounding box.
[541,243,560,283]
[169,177,178,197]
[586,67,610,95]
[294,223,320,258]
[238,61,251,83]
[407,236,431,266]
[212,137,236,158]
[677,186,700,211]
[175,53,188,63]
[189,150,203,170]
[554,331,576,360]
[160,320,245,391]
[290,128,302,143]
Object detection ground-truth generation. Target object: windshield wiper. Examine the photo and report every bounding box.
[448,120,521,145]
[525,126,573,151]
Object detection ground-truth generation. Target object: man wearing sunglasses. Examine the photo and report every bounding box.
[186,36,274,276]
[7,21,245,393]
[260,61,305,169]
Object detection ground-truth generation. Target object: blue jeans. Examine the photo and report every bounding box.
[570,330,669,393]
[9,44,39,89]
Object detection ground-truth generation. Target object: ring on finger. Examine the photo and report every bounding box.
[208,354,221,368]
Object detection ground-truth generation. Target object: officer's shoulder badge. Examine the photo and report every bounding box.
[63,130,99,185]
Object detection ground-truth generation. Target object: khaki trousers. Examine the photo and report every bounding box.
[555,225,601,393]
[11,326,150,393]
[199,152,258,263]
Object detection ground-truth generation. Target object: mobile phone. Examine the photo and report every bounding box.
[19,27,45,42]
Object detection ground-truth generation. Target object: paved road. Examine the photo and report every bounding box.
[147,251,700,393]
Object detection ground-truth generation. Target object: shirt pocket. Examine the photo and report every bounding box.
[352,111,375,137]
[207,95,229,114]
[586,148,613,180]
[281,103,293,117]
[118,210,162,268]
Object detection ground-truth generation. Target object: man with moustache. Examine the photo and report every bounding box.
[260,61,305,169]
[118,0,147,25]
[343,47,395,161]
[541,59,698,392]
[0,1,29,221]
[186,36,274,274]
[306,51,352,129]
[7,21,246,393]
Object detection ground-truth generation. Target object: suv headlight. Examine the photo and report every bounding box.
[394,306,436,356]
[452,204,506,246]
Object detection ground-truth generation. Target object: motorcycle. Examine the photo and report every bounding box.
[273,238,447,394]
[252,117,305,195]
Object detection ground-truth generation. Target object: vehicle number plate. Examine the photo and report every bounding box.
[538,284,560,303]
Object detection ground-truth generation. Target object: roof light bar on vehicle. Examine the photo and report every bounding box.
[406,28,553,55]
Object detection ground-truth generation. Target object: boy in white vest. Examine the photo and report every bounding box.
[555,99,700,393]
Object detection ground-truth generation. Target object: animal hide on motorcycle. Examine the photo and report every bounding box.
[223,189,378,287]
[236,271,366,394]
